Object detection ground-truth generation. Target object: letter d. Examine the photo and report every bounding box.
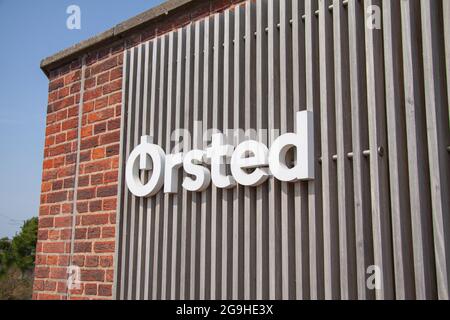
[268,111,314,182]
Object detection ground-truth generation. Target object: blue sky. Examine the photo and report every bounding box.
[0,0,163,238]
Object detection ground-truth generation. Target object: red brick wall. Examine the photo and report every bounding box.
[34,0,246,300]
[34,45,124,300]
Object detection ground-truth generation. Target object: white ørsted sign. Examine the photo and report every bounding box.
[125,111,314,197]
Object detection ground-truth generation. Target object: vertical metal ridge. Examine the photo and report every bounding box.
[134,43,147,300]
[200,15,214,300]
[347,0,374,300]
[161,31,177,300]
[140,41,152,301]
[364,0,395,300]
[244,0,257,300]
[113,49,129,300]
[210,13,224,300]
[232,4,245,300]
[170,27,186,300]
[318,0,340,300]
[255,0,269,300]
[381,0,414,299]
[221,8,234,300]
[180,23,194,300]
[279,0,294,300]
[292,0,310,300]
[420,0,450,300]
[332,0,357,300]
[144,37,160,300]
[305,0,324,300]
[190,20,204,300]
[120,47,136,300]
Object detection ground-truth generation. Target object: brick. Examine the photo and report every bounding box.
[36,254,47,265]
[55,133,66,144]
[72,255,85,267]
[99,256,113,268]
[64,177,76,189]
[53,96,75,111]
[91,56,118,75]
[95,96,109,110]
[47,255,59,265]
[108,92,122,105]
[106,144,119,157]
[60,229,71,240]
[104,171,118,184]
[54,216,72,228]
[89,200,102,212]
[94,122,107,135]
[84,87,103,102]
[97,185,117,198]
[67,129,78,141]
[93,241,114,253]
[43,242,65,254]
[97,72,109,85]
[80,269,104,282]
[58,87,70,99]
[92,147,105,160]
[38,230,49,241]
[38,293,62,300]
[85,255,99,267]
[46,191,67,203]
[57,281,67,293]
[88,227,101,239]
[100,130,120,145]
[84,159,111,174]
[110,67,122,80]
[70,82,81,94]
[75,228,87,240]
[81,136,99,150]
[80,150,92,162]
[102,198,117,211]
[46,123,61,135]
[77,187,96,200]
[62,118,78,131]
[81,214,109,226]
[88,108,115,123]
[107,118,120,131]
[49,78,64,91]
[58,255,69,266]
[56,109,68,121]
[41,182,52,193]
[84,283,98,295]
[98,284,112,297]
[49,267,67,280]
[89,175,102,187]
[33,279,45,291]
[101,227,115,239]
[74,241,92,253]
[48,230,60,240]
[39,217,54,228]
[103,79,122,94]
[77,202,89,213]
[35,267,50,279]
[106,269,114,282]
[52,180,63,191]
[48,143,72,157]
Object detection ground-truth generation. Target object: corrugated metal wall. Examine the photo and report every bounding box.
[114,0,450,300]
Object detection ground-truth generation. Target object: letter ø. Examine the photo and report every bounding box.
[126,139,165,197]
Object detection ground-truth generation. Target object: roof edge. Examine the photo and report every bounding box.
[40,0,194,77]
